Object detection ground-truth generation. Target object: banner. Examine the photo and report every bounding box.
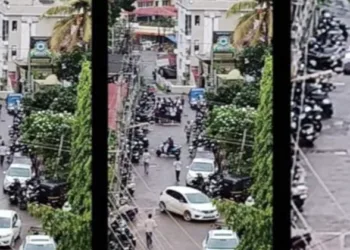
[212,31,235,54]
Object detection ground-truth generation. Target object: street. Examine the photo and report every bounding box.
[0,101,40,249]
[130,52,212,250]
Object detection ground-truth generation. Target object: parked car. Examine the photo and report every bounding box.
[159,186,219,221]
[185,158,216,186]
[0,210,22,248]
[3,163,33,192]
[19,235,57,250]
[202,229,240,250]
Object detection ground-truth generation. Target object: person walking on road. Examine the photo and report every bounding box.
[143,149,151,175]
[0,141,7,167]
[173,156,182,183]
[145,213,157,249]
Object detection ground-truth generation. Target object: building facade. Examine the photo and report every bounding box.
[0,0,63,88]
[175,0,241,85]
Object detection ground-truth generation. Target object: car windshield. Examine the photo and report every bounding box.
[191,162,213,172]
[207,238,239,249]
[185,193,210,204]
[24,243,55,250]
[7,167,30,178]
[0,217,11,228]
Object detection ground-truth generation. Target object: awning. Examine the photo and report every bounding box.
[129,7,177,17]
[166,34,177,44]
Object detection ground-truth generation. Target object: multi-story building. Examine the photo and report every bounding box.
[176,0,241,85]
[0,0,63,89]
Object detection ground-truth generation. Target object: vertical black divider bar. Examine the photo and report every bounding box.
[273,0,291,248]
[92,0,108,250]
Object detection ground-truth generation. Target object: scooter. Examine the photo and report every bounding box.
[156,143,181,157]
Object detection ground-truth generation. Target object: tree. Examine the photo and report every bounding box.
[21,110,74,179]
[28,61,92,250]
[206,105,256,174]
[22,86,77,115]
[43,0,91,52]
[108,0,135,27]
[215,55,273,250]
[54,47,91,83]
[227,0,273,46]
[234,44,272,80]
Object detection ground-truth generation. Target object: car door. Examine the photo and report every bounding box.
[165,190,179,213]
[12,214,19,238]
[174,192,188,215]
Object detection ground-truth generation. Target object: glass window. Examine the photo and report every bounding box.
[11,45,17,56]
[0,217,11,228]
[195,15,200,25]
[12,21,17,31]
[207,238,239,249]
[24,243,56,250]
[185,193,210,204]
[2,20,9,41]
[155,1,159,6]
[7,167,31,178]
[190,162,214,172]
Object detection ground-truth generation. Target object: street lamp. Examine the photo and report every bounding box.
[204,12,221,91]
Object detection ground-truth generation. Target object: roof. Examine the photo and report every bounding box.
[166,186,201,194]
[192,158,215,163]
[209,230,238,239]
[0,210,16,218]
[129,7,177,17]
[217,69,244,80]
[108,53,124,74]
[35,74,61,86]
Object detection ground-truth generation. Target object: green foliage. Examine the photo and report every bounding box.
[22,86,76,115]
[28,61,92,250]
[206,82,260,109]
[206,105,256,174]
[54,48,91,84]
[109,0,135,27]
[216,55,273,250]
[234,44,271,81]
[21,110,74,179]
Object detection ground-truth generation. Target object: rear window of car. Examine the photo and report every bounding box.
[207,238,239,249]
[24,243,55,250]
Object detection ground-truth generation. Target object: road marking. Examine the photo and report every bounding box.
[323,124,332,130]
[334,121,344,127]
[333,82,346,86]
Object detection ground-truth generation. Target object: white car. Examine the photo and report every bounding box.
[202,230,239,250]
[186,158,216,186]
[159,186,219,221]
[3,163,33,192]
[19,235,57,250]
[0,210,22,248]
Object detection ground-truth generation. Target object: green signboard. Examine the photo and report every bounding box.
[30,37,52,61]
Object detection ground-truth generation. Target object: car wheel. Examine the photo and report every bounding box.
[159,202,166,213]
[156,150,161,157]
[16,229,21,240]
[10,237,15,248]
[183,211,192,221]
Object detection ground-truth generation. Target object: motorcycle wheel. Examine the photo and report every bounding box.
[156,150,161,157]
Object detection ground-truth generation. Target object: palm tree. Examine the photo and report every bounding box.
[42,0,91,52]
[227,0,272,47]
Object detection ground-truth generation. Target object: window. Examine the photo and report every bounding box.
[11,45,17,56]
[2,20,9,41]
[185,193,210,204]
[11,21,17,31]
[179,59,182,69]
[162,0,170,6]
[12,214,18,227]
[194,15,200,25]
[185,15,192,35]
[194,40,199,51]
[155,1,159,6]
[0,217,11,228]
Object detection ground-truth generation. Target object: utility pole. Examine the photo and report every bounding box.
[26,19,33,95]
[236,129,247,174]
[54,134,65,180]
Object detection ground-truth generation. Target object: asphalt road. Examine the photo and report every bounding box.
[130,51,213,250]
[0,102,40,249]
[300,8,350,249]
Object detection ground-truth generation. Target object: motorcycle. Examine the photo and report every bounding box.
[156,143,181,157]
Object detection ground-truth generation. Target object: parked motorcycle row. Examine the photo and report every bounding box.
[109,84,158,250]
[154,96,184,124]
[291,10,348,250]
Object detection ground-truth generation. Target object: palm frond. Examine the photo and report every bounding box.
[67,28,80,52]
[250,18,264,46]
[82,14,92,43]
[227,1,258,17]
[50,17,76,51]
[233,12,257,46]
[267,9,273,42]
[42,6,74,17]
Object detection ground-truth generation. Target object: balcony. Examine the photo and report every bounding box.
[138,20,175,28]
[130,22,175,36]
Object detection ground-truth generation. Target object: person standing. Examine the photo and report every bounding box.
[0,141,7,167]
[173,156,182,183]
[144,213,157,249]
[143,149,151,175]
